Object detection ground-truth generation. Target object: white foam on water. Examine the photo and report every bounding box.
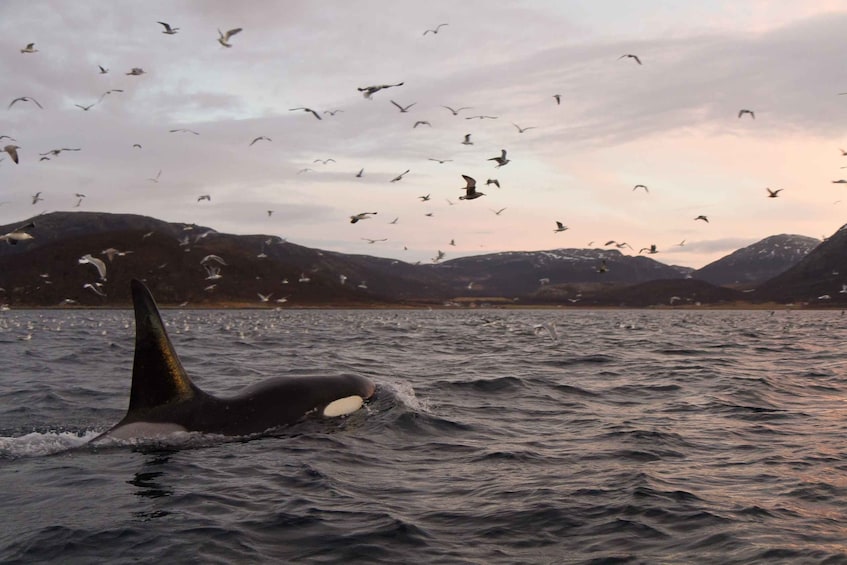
[0,430,100,458]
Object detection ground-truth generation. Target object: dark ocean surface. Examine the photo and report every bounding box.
[2,308,847,564]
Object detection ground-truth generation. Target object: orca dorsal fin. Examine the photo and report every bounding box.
[126,279,202,417]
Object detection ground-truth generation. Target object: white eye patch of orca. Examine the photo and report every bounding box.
[323,395,364,417]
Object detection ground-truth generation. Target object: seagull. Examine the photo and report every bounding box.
[633,184,649,193]
[465,115,498,120]
[148,170,162,183]
[257,293,273,303]
[249,136,271,146]
[126,67,145,76]
[79,254,107,281]
[459,175,485,200]
[419,194,431,201]
[619,53,642,65]
[738,109,755,119]
[289,107,322,120]
[491,208,507,215]
[553,94,561,105]
[433,250,445,262]
[297,168,313,174]
[554,221,568,232]
[389,217,399,224]
[390,169,410,182]
[832,179,847,184]
[423,23,448,35]
[355,168,364,178]
[639,244,658,254]
[350,212,377,224]
[170,128,199,135]
[8,96,43,109]
[323,109,343,116]
[513,123,536,133]
[428,158,452,164]
[40,148,81,157]
[390,100,416,112]
[313,158,336,164]
[20,43,38,54]
[98,65,109,74]
[75,102,97,111]
[766,187,783,198]
[83,283,107,297]
[0,221,35,245]
[442,105,472,115]
[31,192,43,204]
[488,149,510,167]
[74,193,86,207]
[461,133,473,145]
[676,239,686,246]
[597,260,608,273]
[694,215,709,222]
[100,247,133,261]
[132,143,142,149]
[358,82,404,98]
[197,194,211,202]
[267,210,273,217]
[4,145,20,164]
[157,21,179,34]
[413,121,431,128]
[98,89,124,102]
[486,179,500,188]
[361,238,387,244]
[217,27,243,47]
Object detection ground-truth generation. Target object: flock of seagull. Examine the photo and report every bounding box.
[3,15,839,304]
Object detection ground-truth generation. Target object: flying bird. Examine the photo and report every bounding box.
[40,148,81,157]
[197,194,211,202]
[355,168,364,178]
[513,123,536,133]
[75,102,97,111]
[619,53,642,65]
[428,158,452,164]
[465,115,498,120]
[20,43,38,54]
[738,109,755,119]
[554,221,568,233]
[289,107,322,120]
[350,212,377,224]
[358,82,404,98]
[313,158,336,164]
[3,145,20,164]
[633,184,649,193]
[217,27,243,47]
[486,179,500,188]
[639,244,658,254]
[419,194,431,201]
[250,136,271,146]
[83,283,107,297]
[766,187,783,198]
[694,215,709,222]
[442,105,471,115]
[492,208,507,215]
[323,109,343,116]
[459,175,485,200]
[126,67,145,76]
[461,133,473,145]
[423,23,448,35]
[361,238,387,244]
[98,65,109,74]
[390,100,416,112]
[390,169,410,182]
[158,21,179,34]
[79,254,107,281]
[488,149,510,167]
[553,94,561,105]
[8,96,43,109]
[413,121,431,128]
[0,221,35,245]
[833,179,847,184]
[170,128,199,135]
[148,170,162,183]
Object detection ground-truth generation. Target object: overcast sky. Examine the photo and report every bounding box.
[2,1,847,268]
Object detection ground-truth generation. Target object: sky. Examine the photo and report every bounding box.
[2,1,847,269]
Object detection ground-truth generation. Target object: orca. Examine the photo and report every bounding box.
[95,279,375,441]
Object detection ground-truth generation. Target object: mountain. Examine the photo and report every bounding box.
[693,234,820,287]
[424,248,689,297]
[753,224,847,304]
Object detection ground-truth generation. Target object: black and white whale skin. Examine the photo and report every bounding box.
[96,279,375,441]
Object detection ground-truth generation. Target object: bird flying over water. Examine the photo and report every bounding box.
[695,215,709,222]
[0,221,35,245]
[429,158,452,164]
[738,109,755,119]
[290,107,322,120]
[442,105,471,116]
[20,43,38,54]
[639,244,658,254]
[361,238,387,244]
[250,136,271,146]
[459,175,485,200]
[513,123,536,133]
[31,192,43,204]
[633,184,649,193]
[461,133,473,145]
[197,194,211,202]
[79,254,107,281]
[98,65,109,74]
[358,82,404,99]
[3,145,20,164]
[8,96,42,109]
[413,121,431,128]
[390,100,416,112]
[350,212,377,224]
[158,21,179,34]
[486,179,500,188]
[619,53,642,65]
[488,149,510,167]
[75,102,96,111]
[423,23,448,35]
[217,27,242,47]
[126,67,145,76]
[170,128,199,135]
[554,221,568,232]
[390,169,410,182]
[766,188,783,198]
[553,94,561,105]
